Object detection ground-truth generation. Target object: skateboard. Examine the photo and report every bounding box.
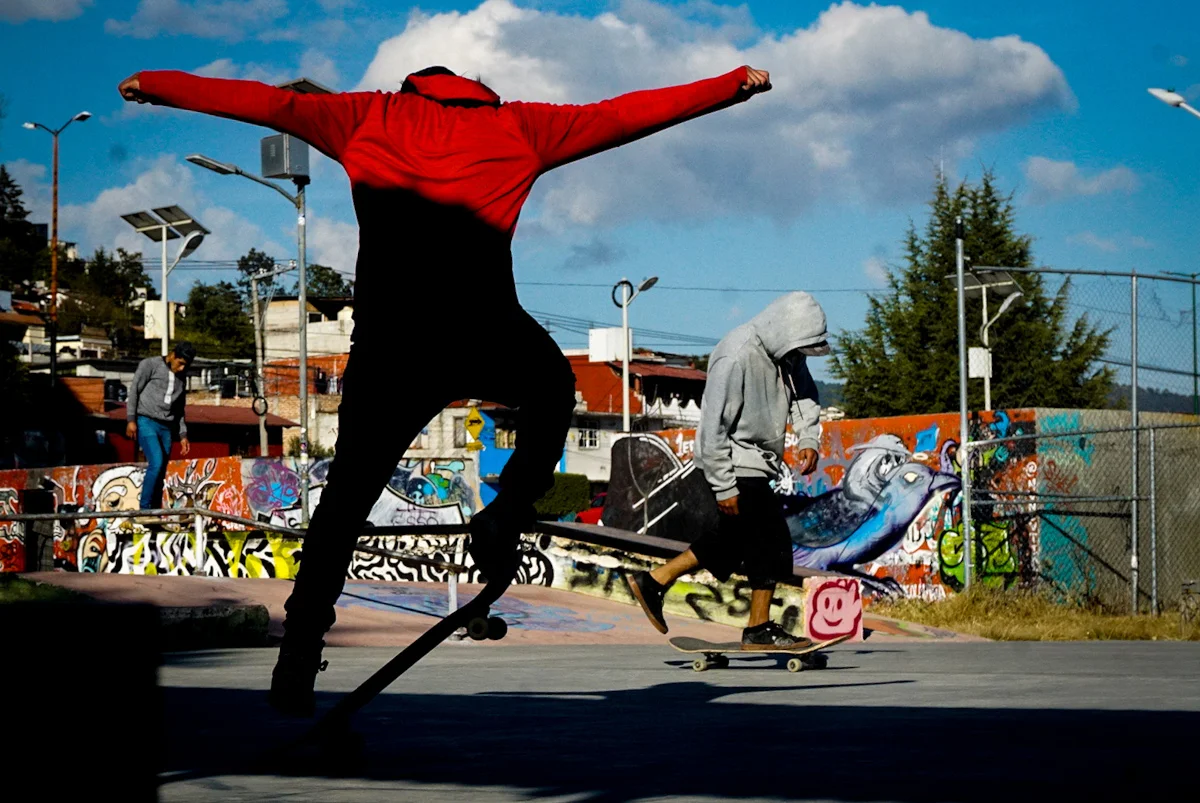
[669,634,851,673]
[273,559,519,767]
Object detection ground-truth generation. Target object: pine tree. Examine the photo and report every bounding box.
[0,165,44,291]
[831,171,1113,417]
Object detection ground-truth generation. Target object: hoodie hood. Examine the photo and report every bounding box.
[749,291,829,360]
[402,72,501,107]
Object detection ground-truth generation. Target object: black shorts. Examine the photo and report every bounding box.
[689,477,794,589]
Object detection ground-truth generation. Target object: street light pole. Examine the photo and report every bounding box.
[23,111,91,387]
[296,178,310,522]
[611,277,658,433]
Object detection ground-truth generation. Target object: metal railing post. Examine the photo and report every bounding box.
[193,511,205,575]
[962,442,972,590]
[1131,272,1140,614]
[1150,427,1158,615]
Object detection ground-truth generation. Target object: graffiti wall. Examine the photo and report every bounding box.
[603,409,1047,600]
[0,455,481,576]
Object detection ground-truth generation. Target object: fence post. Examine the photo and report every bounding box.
[193,511,205,576]
[1131,272,1140,615]
[962,442,972,590]
[1150,427,1158,615]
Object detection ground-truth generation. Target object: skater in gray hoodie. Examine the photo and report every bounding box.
[626,292,828,648]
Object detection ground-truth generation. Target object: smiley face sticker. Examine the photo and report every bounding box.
[804,577,864,641]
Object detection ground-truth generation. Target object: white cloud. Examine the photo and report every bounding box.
[303,211,358,276]
[52,156,289,274]
[0,0,91,23]
[1129,236,1154,250]
[1172,54,1189,67]
[863,255,889,283]
[298,49,341,89]
[1068,231,1119,253]
[105,0,288,42]
[357,0,1073,229]
[1024,157,1139,203]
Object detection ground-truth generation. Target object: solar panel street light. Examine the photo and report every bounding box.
[945,267,1024,411]
[120,207,208,355]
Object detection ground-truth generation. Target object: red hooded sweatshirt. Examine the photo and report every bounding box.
[137,67,752,321]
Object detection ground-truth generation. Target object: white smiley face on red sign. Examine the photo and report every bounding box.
[806,578,863,640]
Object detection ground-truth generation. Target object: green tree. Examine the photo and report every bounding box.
[831,171,1113,417]
[295,263,353,298]
[237,247,279,304]
[175,280,254,359]
[55,248,157,356]
[0,165,45,291]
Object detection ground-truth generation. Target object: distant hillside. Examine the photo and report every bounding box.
[815,380,845,407]
[1107,385,1197,414]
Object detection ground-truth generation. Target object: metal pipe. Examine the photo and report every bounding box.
[161,227,169,356]
[1150,428,1158,615]
[193,511,205,573]
[1131,271,1140,614]
[250,272,268,455]
[955,217,971,589]
[50,130,59,387]
[622,280,631,433]
[981,284,991,411]
[1000,266,1200,284]
[296,183,310,524]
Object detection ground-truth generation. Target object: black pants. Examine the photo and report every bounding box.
[690,478,794,589]
[281,303,577,643]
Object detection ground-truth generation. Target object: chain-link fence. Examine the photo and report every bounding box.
[963,421,1200,614]
[1008,268,1200,413]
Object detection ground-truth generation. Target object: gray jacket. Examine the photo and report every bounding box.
[697,292,826,501]
[127,357,188,438]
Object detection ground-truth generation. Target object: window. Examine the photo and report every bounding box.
[579,428,599,450]
[495,428,517,449]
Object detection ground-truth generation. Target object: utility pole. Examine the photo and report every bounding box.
[250,272,268,455]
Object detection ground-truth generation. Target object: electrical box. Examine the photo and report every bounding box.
[968,346,992,379]
[261,133,309,181]
[589,327,631,363]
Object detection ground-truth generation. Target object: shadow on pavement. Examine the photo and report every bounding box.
[159,679,1195,801]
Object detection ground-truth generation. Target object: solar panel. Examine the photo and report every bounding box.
[152,205,210,236]
[120,211,179,241]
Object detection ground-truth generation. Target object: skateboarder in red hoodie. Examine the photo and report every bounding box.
[119,62,772,716]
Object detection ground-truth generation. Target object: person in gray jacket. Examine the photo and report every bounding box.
[626,292,828,648]
[126,342,196,511]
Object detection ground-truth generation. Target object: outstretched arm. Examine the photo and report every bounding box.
[508,66,770,171]
[119,71,375,161]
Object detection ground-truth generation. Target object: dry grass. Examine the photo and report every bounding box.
[0,575,89,604]
[871,586,1200,641]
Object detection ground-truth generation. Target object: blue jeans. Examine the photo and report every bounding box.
[137,416,174,510]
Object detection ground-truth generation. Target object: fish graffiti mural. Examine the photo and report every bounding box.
[604,410,1037,599]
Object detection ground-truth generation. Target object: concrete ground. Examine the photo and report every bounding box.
[158,641,1200,802]
[28,573,978,645]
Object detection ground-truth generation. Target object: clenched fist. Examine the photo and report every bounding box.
[741,67,771,94]
[118,73,149,103]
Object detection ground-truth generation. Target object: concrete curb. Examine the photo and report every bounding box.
[158,603,271,651]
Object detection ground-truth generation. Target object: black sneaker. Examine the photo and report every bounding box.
[626,571,669,634]
[268,642,328,717]
[468,499,531,582]
[741,622,812,651]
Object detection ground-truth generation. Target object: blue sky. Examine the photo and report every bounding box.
[2,0,1198,389]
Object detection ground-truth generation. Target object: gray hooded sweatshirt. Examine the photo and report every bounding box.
[697,292,827,501]
[127,356,188,438]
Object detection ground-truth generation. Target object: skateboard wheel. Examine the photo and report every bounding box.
[692,658,708,672]
[486,616,508,640]
[467,616,490,641]
[787,657,804,673]
[803,653,829,670]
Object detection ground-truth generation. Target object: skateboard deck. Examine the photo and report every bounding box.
[278,558,519,763]
[669,634,851,672]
